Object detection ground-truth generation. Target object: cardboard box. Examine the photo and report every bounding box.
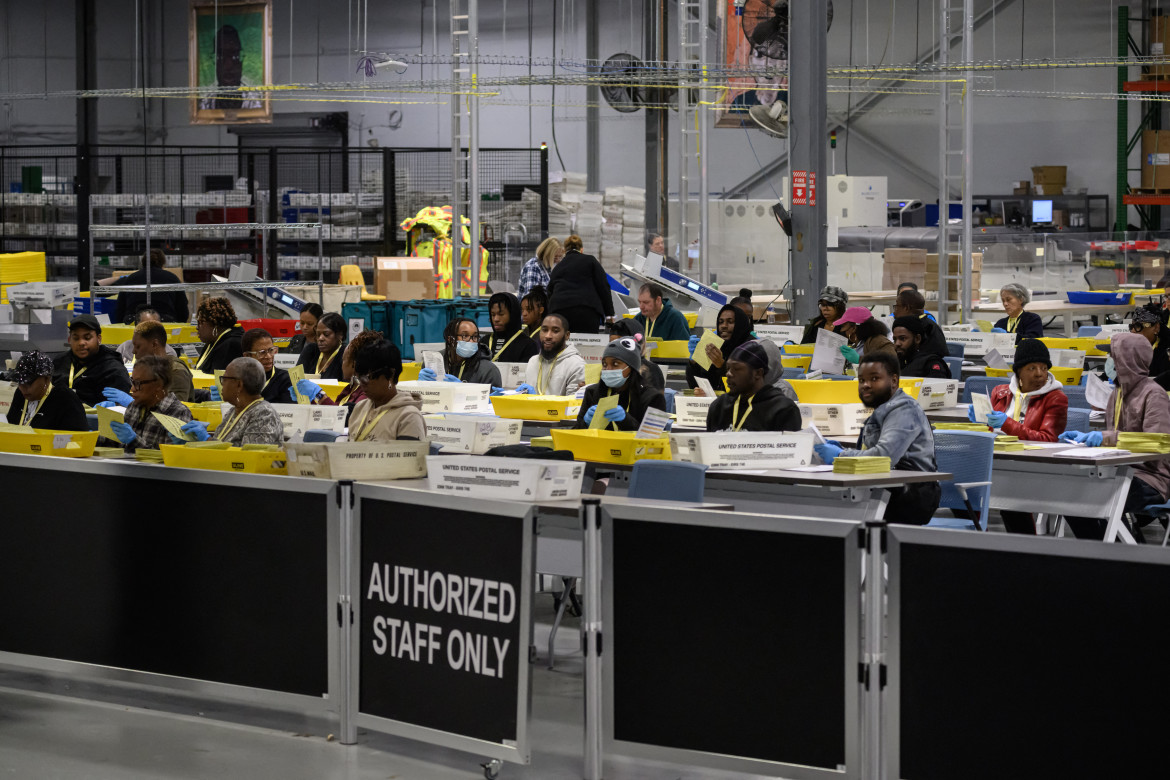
[1031,166,1067,187]
[1012,181,1031,196]
[426,455,584,501]
[798,403,874,437]
[670,431,815,469]
[1142,130,1170,190]
[882,247,927,290]
[1148,12,1170,79]
[375,257,434,301]
[423,414,523,454]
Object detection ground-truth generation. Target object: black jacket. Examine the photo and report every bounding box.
[6,383,88,431]
[482,294,540,364]
[445,342,502,386]
[112,267,189,324]
[262,367,294,404]
[193,325,245,374]
[705,385,803,432]
[993,310,1045,344]
[547,251,615,318]
[51,344,132,407]
[686,305,753,390]
[573,375,666,431]
[641,359,665,392]
[900,349,952,379]
[920,317,949,360]
[296,341,345,380]
[801,317,843,345]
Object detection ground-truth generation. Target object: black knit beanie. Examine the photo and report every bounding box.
[1012,338,1051,373]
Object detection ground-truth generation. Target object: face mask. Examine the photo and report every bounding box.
[1104,356,1117,381]
[455,341,478,359]
[601,369,627,388]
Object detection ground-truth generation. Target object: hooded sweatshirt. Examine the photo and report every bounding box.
[686,305,753,390]
[1101,333,1170,499]
[525,342,586,396]
[51,343,132,407]
[705,384,802,432]
[990,372,1068,442]
[634,297,692,342]
[759,338,799,403]
[482,293,540,364]
[347,392,427,442]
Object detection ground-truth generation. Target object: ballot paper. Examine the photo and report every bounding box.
[984,349,1009,370]
[810,328,848,374]
[95,404,126,441]
[152,411,195,442]
[783,464,835,473]
[1085,372,1113,410]
[691,329,725,371]
[695,377,716,397]
[975,320,993,333]
[422,350,446,377]
[636,406,672,439]
[589,393,621,430]
[971,392,994,424]
[1057,447,1132,459]
[288,364,309,404]
[583,362,602,386]
[803,425,827,445]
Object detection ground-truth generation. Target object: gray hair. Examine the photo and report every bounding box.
[136,354,172,389]
[228,357,266,395]
[1000,283,1030,305]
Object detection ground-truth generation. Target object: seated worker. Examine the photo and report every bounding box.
[192,297,245,374]
[112,248,190,325]
[892,316,951,378]
[892,288,948,358]
[994,283,1044,343]
[128,320,193,401]
[483,291,539,364]
[241,328,292,404]
[51,314,132,407]
[800,286,848,344]
[346,341,427,442]
[609,318,664,391]
[418,318,502,386]
[105,355,193,453]
[1128,307,1170,388]
[729,288,756,324]
[895,282,935,322]
[687,304,753,393]
[757,338,800,403]
[178,358,284,447]
[518,313,585,396]
[295,312,346,381]
[115,307,176,362]
[706,340,802,432]
[574,336,666,431]
[287,302,323,356]
[1060,333,1170,540]
[634,282,692,342]
[521,286,548,340]
[294,329,385,411]
[835,306,897,362]
[6,350,87,431]
[814,352,942,525]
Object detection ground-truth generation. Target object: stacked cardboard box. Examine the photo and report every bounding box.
[1032,165,1067,196]
[599,187,627,273]
[1142,131,1170,190]
[881,248,927,290]
[925,252,983,301]
[1147,12,1170,79]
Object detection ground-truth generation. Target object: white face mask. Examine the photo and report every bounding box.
[1104,356,1117,382]
[455,341,478,359]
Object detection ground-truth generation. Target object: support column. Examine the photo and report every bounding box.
[76,0,98,291]
[586,0,600,192]
[644,0,667,240]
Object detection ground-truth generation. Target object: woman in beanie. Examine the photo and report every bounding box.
[5,350,87,431]
[1128,307,1170,387]
[800,285,849,344]
[575,336,666,431]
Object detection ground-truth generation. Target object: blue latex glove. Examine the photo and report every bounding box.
[1058,430,1083,443]
[291,378,322,402]
[490,387,505,396]
[971,327,980,333]
[966,404,977,423]
[991,327,1008,334]
[814,442,843,465]
[209,385,221,401]
[985,411,1008,428]
[180,420,210,442]
[583,405,598,425]
[688,334,700,356]
[840,344,860,364]
[418,367,438,381]
[1083,431,1103,447]
[96,400,117,409]
[603,405,627,423]
[109,420,137,446]
[825,440,843,448]
[102,387,133,407]
[515,383,535,394]
[167,432,187,445]
[443,373,462,383]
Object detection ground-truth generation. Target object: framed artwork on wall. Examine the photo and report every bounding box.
[189,0,272,124]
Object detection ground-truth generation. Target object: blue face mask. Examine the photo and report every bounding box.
[455,341,478,359]
[1104,356,1117,381]
[601,369,627,388]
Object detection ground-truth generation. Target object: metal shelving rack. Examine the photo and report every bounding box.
[1119,6,1169,231]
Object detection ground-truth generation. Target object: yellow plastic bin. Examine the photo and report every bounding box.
[490,394,579,420]
[159,444,288,475]
[550,428,671,465]
[1038,337,1108,357]
[782,344,816,355]
[683,312,698,328]
[788,378,923,404]
[0,429,98,458]
[986,366,1083,386]
[780,355,812,371]
[648,339,692,359]
[933,422,993,431]
[182,401,224,431]
[400,362,421,382]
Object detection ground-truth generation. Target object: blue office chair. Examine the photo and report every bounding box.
[1138,501,1170,546]
[944,356,963,379]
[628,460,709,504]
[1062,385,1087,409]
[782,367,803,379]
[663,387,677,415]
[926,430,996,531]
[1063,407,1090,434]
[86,413,99,432]
[823,373,854,381]
[947,342,966,358]
[1077,325,1102,338]
[961,375,1009,404]
[303,429,344,442]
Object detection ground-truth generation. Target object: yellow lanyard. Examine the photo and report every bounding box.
[457,361,467,380]
[316,346,341,375]
[1011,391,1024,422]
[1114,388,1123,430]
[731,393,756,432]
[537,353,562,394]
[195,329,229,371]
[68,362,86,388]
[216,398,262,441]
[20,383,51,426]
[352,403,393,442]
[263,369,276,390]
[1006,316,1019,333]
[646,318,656,341]
[490,330,524,362]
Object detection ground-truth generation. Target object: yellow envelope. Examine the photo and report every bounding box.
[975,319,993,333]
[584,363,602,386]
[589,393,621,430]
[691,329,725,371]
[152,411,195,441]
[288,364,309,404]
[95,405,125,441]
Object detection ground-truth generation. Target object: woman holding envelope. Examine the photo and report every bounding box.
[685,304,753,392]
[106,355,193,452]
[574,337,665,432]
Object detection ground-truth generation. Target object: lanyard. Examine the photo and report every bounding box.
[20,383,51,426]
[646,317,656,341]
[537,353,562,394]
[216,398,262,441]
[352,403,393,441]
[1011,391,1024,422]
[1114,388,1123,430]
[263,369,276,390]
[490,329,524,362]
[68,362,87,388]
[316,346,341,375]
[731,393,755,432]
[195,329,229,371]
[1006,316,1019,333]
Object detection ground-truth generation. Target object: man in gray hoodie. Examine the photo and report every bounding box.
[814,350,941,524]
[520,313,586,396]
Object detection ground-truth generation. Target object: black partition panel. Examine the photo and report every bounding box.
[610,518,851,770]
[0,465,329,697]
[893,534,1170,779]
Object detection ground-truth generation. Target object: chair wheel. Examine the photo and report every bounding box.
[481,759,503,779]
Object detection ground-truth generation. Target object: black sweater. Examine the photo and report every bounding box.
[993,310,1045,344]
[51,345,132,407]
[705,385,802,432]
[483,327,539,364]
[297,341,346,380]
[574,376,666,431]
[547,251,614,318]
[6,384,88,431]
[262,367,294,404]
[112,267,189,324]
[901,349,952,379]
[193,325,245,374]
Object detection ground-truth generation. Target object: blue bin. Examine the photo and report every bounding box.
[341,301,392,339]
[397,300,454,359]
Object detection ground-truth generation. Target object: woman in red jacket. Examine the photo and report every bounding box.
[968,338,1068,533]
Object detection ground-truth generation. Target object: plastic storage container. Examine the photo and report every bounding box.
[341,301,392,340]
[489,394,581,421]
[159,444,288,475]
[647,339,692,359]
[0,429,98,458]
[182,401,224,431]
[788,378,923,404]
[986,366,1083,386]
[284,440,429,479]
[1065,291,1134,306]
[1038,337,1109,357]
[550,428,672,465]
[239,318,299,339]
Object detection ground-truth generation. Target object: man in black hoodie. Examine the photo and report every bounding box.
[482,292,539,364]
[706,340,802,432]
[51,314,132,407]
[891,316,951,379]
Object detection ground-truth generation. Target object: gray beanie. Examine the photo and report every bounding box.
[603,336,642,371]
[818,285,848,307]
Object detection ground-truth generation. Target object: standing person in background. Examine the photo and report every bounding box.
[418,318,502,386]
[518,313,586,396]
[687,304,753,392]
[519,237,563,299]
[648,234,680,271]
[634,282,691,342]
[800,286,848,344]
[116,308,177,362]
[112,249,189,325]
[296,312,346,380]
[482,292,539,364]
[52,315,132,407]
[521,286,548,340]
[547,234,614,334]
[994,283,1044,343]
[287,302,323,356]
[192,297,245,374]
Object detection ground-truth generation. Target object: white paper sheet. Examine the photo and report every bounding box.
[636,406,673,439]
[984,348,1008,370]
[422,351,446,377]
[782,464,835,472]
[695,377,716,397]
[1057,447,1132,459]
[971,392,993,424]
[810,328,847,374]
[803,425,827,445]
[1085,372,1113,410]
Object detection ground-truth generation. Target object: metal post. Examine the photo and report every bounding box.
[697,0,710,284]
[644,0,667,242]
[337,481,357,745]
[585,0,600,192]
[76,0,97,291]
[582,497,603,780]
[788,0,829,325]
[468,0,480,297]
[862,521,885,779]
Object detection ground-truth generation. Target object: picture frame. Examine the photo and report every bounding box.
[189,0,273,125]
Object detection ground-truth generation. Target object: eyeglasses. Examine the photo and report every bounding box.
[245,347,278,358]
[452,333,479,342]
[1130,323,1155,332]
[356,371,390,385]
[130,377,160,390]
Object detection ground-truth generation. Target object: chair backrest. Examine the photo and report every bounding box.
[663,387,677,415]
[781,367,803,379]
[961,375,1008,404]
[1064,407,1091,434]
[1077,325,1102,338]
[338,264,365,287]
[946,341,966,358]
[304,429,344,443]
[932,430,997,530]
[628,460,709,504]
[1061,385,1087,409]
[822,373,854,381]
[944,356,963,378]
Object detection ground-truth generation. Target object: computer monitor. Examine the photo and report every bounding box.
[1031,199,1054,224]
